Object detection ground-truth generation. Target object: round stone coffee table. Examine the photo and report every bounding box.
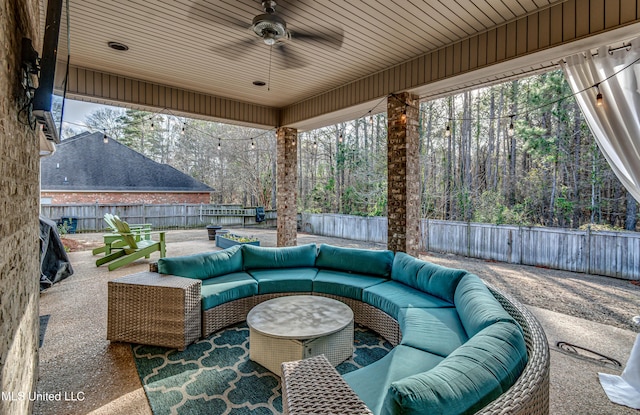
[247,295,354,375]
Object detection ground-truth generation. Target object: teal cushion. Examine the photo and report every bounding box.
[363,281,452,320]
[343,345,444,415]
[454,274,515,337]
[313,270,387,300]
[385,322,528,415]
[390,252,424,288]
[157,245,242,279]
[200,272,258,310]
[399,307,468,357]
[315,244,394,277]
[248,268,318,294]
[416,261,466,303]
[242,244,317,270]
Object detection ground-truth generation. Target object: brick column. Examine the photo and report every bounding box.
[276,127,298,246]
[387,92,420,256]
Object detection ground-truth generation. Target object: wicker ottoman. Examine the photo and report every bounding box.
[107,272,201,350]
[281,354,372,415]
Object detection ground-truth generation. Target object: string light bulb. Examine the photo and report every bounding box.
[313,140,317,149]
[217,138,221,151]
[595,84,603,107]
[508,115,515,136]
[369,115,374,125]
[250,138,255,149]
[150,121,154,131]
[445,124,451,137]
[181,123,186,135]
[339,134,343,143]
[400,110,407,123]
[103,129,108,143]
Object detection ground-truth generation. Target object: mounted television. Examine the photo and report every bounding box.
[32,0,63,144]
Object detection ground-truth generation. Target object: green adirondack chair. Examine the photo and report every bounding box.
[92,214,153,256]
[95,215,166,271]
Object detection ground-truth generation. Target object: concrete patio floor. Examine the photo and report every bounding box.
[34,228,640,415]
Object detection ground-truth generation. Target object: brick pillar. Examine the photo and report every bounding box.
[276,127,298,246]
[387,92,420,256]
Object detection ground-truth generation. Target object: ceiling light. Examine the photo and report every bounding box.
[252,13,287,45]
[253,81,266,86]
[107,41,129,51]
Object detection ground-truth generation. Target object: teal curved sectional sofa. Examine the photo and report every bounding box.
[156,243,549,415]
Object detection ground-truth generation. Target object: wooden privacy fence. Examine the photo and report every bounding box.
[40,204,276,231]
[300,214,640,280]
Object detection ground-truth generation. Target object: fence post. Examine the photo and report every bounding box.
[586,225,591,275]
[142,204,147,225]
[426,218,430,252]
[95,202,100,232]
[519,226,523,265]
[184,203,187,228]
[467,221,471,257]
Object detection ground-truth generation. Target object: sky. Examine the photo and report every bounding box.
[61,99,117,127]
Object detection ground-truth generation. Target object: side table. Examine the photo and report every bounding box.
[247,295,354,374]
[107,272,201,350]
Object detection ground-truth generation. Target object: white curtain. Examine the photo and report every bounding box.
[561,37,640,202]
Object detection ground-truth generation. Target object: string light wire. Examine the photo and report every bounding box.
[62,49,640,147]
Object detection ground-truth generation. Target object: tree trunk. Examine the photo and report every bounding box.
[626,192,638,230]
[508,81,518,207]
[487,93,496,190]
[572,102,582,228]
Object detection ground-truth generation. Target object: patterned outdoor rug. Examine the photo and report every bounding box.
[133,323,392,415]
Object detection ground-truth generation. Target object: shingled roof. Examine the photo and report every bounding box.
[41,132,213,192]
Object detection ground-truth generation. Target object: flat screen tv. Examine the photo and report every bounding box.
[32,0,63,144]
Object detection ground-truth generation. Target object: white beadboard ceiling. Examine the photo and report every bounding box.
[47,0,560,110]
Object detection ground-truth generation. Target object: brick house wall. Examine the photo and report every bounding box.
[41,191,212,204]
[0,0,41,413]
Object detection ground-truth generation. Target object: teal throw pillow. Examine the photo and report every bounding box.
[242,243,317,269]
[315,244,394,277]
[158,245,243,279]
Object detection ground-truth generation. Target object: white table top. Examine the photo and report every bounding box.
[247,295,353,340]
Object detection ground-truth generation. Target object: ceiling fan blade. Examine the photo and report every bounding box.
[290,27,344,50]
[189,0,251,30]
[211,38,260,61]
[276,44,307,69]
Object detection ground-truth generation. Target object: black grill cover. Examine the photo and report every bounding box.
[40,215,74,290]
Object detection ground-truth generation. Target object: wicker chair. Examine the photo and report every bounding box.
[281,283,550,415]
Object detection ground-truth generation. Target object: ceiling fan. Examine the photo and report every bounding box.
[198,0,344,70]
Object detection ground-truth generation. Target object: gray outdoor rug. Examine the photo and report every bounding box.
[133,323,392,415]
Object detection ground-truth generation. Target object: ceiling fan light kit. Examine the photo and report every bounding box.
[252,12,288,45]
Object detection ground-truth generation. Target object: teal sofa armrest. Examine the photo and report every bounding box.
[157,245,242,279]
[242,243,317,270]
[315,244,394,277]
[384,322,528,415]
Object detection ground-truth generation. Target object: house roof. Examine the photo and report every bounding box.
[40,132,213,192]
